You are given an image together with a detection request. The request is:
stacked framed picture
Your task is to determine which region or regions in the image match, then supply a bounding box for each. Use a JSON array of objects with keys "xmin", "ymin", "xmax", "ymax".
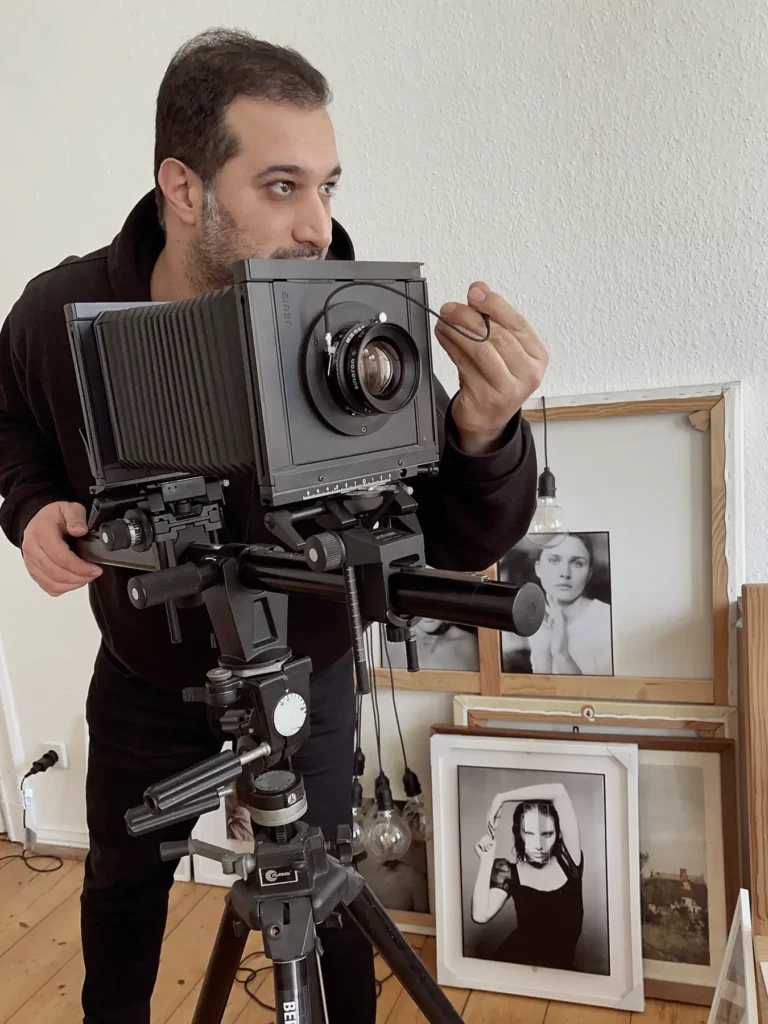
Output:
[{"xmin": 430, "ymin": 722, "xmax": 738, "ymax": 1010}]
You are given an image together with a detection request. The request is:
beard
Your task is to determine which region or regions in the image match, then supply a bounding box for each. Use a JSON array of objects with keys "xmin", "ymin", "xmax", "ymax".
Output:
[{"xmin": 185, "ymin": 187, "xmax": 326, "ymax": 294}]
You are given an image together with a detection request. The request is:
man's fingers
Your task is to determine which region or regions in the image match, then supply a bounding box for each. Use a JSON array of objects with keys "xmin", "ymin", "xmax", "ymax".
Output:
[
  {"xmin": 434, "ymin": 322, "xmax": 513, "ymax": 396},
  {"xmin": 467, "ymin": 282, "xmax": 548, "ymax": 361},
  {"xmin": 26, "ymin": 544, "xmax": 95, "ymax": 587},
  {"xmin": 28, "ymin": 533, "xmax": 100, "ymax": 581},
  {"xmin": 24, "ymin": 559, "xmax": 89, "ymax": 597}
]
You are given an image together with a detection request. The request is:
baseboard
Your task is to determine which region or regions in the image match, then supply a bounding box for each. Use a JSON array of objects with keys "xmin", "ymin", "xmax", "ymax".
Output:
[{"xmin": 28, "ymin": 828, "xmax": 191, "ymax": 881}]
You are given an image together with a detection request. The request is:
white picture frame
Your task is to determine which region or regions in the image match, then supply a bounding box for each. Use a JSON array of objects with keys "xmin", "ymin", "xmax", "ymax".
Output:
[
  {"xmin": 430, "ymin": 730, "xmax": 644, "ymax": 1012},
  {"xmin": 707, "ymin": 889, "xmax": 759, "ymax": 1024}
]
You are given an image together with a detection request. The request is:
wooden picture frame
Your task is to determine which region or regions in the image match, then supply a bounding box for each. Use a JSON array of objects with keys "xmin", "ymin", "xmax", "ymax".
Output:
[
  {"xmin": 452, "ymin": 694, "xmax": 738, "ymax": 739},
  {"xmin": 432, "ymin": 724, "xmax": 739, "ymax": 1006},
  {"xmin": 375, "ymin": 382, "xmax": 743, "ymax": 708}
]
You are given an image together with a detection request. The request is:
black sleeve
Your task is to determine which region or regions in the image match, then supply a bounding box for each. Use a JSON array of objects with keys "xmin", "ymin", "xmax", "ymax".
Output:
[
  {"xmin": 410, "ymin": 377, "xmax": 538, "ymax": 571},
  {"xmin": 0, "ymin": 309, "xmax": 73, "ymax": 548},
  {"xmin": 489, "ymin": 857, "xmax": 514, "ymax": 893}
]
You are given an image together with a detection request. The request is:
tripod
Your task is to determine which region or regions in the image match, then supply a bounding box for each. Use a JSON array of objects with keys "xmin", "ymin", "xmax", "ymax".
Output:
[
  {"xmin": 123, "ymin": 610, "xmax": 464, "ymax": 1024},
  {"xmin": 84, "ymin": 479, "xmax": 543, "ymax": 1023}
]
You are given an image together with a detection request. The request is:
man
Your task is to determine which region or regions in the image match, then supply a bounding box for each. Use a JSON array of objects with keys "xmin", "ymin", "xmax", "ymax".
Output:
[{"xmin": 0, "ymin": 27, "xmax": 548, "ymax": 1024}]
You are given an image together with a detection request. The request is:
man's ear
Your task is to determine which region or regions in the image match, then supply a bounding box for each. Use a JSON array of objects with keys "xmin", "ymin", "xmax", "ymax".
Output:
[{"xmin": 156, "ymin": 158, "xmax": 202, "ymax": 228}]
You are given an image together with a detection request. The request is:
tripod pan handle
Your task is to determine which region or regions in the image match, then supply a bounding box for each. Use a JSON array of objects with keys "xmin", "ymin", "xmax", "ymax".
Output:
[
  {"xmin": 125, "ymin": 790, "xmax": 221, "ymax": 836},
  {"xmin": 127, "ymin": 562, "xmax": 218, "ymax": 610},
  {"xmin": 143, "ymin": 749, "xmax": 243, "ymax": 813}
]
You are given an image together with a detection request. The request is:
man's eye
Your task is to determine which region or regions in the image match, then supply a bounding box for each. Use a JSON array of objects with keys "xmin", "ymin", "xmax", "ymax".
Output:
[
  {"xmin": 320, "ymin": 182, "xmax": 339, "ymax": 197},
  {"xmin": 270, "ymin": 181, "xmax": 294, "ymax": 196}
]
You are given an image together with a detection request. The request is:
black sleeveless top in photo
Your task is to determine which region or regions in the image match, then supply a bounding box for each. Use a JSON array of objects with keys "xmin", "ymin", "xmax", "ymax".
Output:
[{"xmin": 488, "ymin": 854, "xmax": 585, "ymax": 970}]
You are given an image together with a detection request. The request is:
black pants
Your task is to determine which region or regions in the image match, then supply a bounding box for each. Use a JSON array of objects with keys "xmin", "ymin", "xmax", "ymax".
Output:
[{"xmin": 81, "ymin": 643, "xmax": 376, "ymax": 1023}]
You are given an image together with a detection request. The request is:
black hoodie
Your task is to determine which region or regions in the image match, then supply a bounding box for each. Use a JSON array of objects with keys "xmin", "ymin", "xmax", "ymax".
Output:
[{"xmin": 0, "ymin": 191, "xmax": 538, "ymax": 689}]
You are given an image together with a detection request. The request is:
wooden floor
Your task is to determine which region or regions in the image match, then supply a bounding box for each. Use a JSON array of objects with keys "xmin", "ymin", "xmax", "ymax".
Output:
[{"xmin": 0, "ymin": 839, "xmax": 710, "ymax": 1023}]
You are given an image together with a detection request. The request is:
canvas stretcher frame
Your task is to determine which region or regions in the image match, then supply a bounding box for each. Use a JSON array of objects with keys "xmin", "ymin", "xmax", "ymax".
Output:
[{"xmin": 374, "ymin": 381, "xmax": 743, "ymax": 709}]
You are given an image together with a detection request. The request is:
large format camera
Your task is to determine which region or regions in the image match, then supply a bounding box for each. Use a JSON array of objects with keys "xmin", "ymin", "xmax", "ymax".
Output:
[{"xmin": 68, "ymin": 259, "xmax": 441, "ymax": 509}]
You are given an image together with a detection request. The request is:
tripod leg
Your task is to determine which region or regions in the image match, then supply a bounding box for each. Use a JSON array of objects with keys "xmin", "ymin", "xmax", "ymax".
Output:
[
  {"xmin": 192, "ymin": 897, "xmax": 248, "ymax": 1024},
  {"xmin": 346, "ymin": 883, "xmax": 464, "ymax": 1024},
  {"xmin": 273, "ymin": 953, "xmax": 327, "ymax": 1023}
]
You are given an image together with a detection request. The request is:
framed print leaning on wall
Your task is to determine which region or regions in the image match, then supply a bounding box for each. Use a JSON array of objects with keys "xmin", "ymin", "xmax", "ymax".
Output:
[
  {"xmin": 443, "ymin": 720, "xmax": 737, "ymax": 1005},
  {"xmin": 430, "ymin": 730, "xmax": 644, "ymax": 1011}
]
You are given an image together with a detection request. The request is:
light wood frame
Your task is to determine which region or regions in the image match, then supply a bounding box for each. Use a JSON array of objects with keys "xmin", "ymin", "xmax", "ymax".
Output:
[
  {"xmin": 432, "ymin": 723, "xmax": 739, "ymax": 1007},
  {"xmin": 376, "ymin": 382, "xmax": 743, "ymax": 708},
  {"xmin": 452, "ymin": 694, "xmax": 739, "ymax": 738}
]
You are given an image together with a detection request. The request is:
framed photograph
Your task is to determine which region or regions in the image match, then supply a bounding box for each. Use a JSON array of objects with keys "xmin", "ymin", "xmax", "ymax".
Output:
[
  {"xmin": 440, "ymin": 722, "xmax": 737, "ymax": 1005},
  {"xmin": 430, "ymin": 729, "xmax": 644, "ymax": 1011},
  {"xmin": 374, "ymin": 382, "xmax": 744, "ymax": 709},
  {"xmin": 498, "ymin": 532, "xmax": 614, "ymax": 677},
  {"xmin": 707, "ymin": 890, "xmax": 759, "ymax": 1023}
]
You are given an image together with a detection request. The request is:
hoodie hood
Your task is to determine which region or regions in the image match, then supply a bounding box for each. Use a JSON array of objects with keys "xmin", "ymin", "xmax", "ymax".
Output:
[{"xmin": 107, "ymin": 190, "xmax": 355, "ymax": 302}]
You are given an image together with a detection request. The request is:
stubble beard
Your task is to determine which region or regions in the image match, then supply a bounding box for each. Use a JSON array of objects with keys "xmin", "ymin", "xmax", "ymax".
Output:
[{"xmin": 185, "ymin": 187, "xmax": 327, "ymax": 294}]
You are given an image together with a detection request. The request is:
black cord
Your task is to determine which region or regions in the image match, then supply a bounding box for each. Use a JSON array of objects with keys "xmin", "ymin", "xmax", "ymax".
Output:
[
  {"xmin": 0, "ymin": 777, "xmax": 63, "ymax": 874},
  {"xmin": 235, "ymin": 949, "xmax": 393, "ymax": 1013},
  {"xmin": 542, "ymin": 394, "xmax": 549, "ymax": 469},
  {"xmin": 322, "ymin": 282, "xmax": 491, "ymax": 344},
  {"xmin": 381, "ymin": 625, "xmax": 409, "ymax": 771},
  {"xmin": 366, "ymin": 630, "xmax": 384, "ymax": 775}
]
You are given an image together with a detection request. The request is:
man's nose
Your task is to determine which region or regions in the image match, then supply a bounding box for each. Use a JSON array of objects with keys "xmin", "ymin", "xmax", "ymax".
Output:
[{"xmin": 293, "ymin": 194, "xmax": 332, "ymax": 251}]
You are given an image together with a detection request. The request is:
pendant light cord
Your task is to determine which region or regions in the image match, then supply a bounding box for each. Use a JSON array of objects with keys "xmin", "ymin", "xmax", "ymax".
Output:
[{"xmin": 542, "ymin": 395, "xmax": 549, "ymax": 469}]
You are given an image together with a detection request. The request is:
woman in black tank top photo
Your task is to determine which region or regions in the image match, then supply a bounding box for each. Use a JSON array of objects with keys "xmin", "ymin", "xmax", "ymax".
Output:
[{"xmin": 471, "ymin": 783, "xmax": 584, "ymax": 970}]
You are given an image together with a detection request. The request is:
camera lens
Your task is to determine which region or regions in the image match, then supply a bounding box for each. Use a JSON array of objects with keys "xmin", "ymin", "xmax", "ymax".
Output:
[
  {"xmin": 360, "ymin": 341, "xmax": 401, "ymax": 398},
  {"xmin": 328, "ymin": 321, "xmax": 420, "ymax": 416}
]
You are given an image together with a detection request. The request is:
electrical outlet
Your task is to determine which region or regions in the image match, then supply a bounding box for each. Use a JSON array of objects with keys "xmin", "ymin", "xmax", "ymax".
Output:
[
  {"xmin": 22, "ymin": 787, "xmax": 34, "ymax": 809},
  {"xmin": 41, "ymin": 742, "xmax": 69, "ymax": 769}
]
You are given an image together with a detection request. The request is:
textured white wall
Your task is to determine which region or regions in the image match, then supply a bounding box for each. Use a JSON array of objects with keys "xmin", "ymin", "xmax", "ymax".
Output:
[{"xmin": 0, "ymin": 0, "xmax": 766, "ymax": 839}]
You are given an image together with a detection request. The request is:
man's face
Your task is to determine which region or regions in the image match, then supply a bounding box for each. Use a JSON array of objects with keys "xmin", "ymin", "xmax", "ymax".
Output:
[{"xmin": 186, "ymin": 96, "xmax": 341, "ymax": 292}]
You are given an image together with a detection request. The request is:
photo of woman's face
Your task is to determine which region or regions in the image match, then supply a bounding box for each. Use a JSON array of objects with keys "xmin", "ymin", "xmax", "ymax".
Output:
[
  {"xmin": 520, "ymin": 806, "xmax": 557, "ymax": 865},
  {"xmin": 534, "ymin": 535, "xmax": 591, "ymax": 602}
]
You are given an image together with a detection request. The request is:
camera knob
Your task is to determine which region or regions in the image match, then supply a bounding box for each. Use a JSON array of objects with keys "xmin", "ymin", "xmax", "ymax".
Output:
[
  {"xmin": 99, "ymin": 518, "xmax": 133, "ymax": 551},
  {"xmin": 305, "ymin": 532, "xmax": 345, "ymax": 572}
]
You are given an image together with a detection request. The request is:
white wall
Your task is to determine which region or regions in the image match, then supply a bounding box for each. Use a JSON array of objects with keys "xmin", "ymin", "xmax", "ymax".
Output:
[{"xmin": 0, "ymin": 0, "xmax": 766, "ymax": 842}]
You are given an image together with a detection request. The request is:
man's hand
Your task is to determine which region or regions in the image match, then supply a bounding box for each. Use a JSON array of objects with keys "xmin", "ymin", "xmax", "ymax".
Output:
[
  {"xmin": 22, "ymin": 501, "xmax": 102, "ymax": 597},
  {"xmin": 435, "ymin": 282, "xmax": 549, "ymax": 455}
]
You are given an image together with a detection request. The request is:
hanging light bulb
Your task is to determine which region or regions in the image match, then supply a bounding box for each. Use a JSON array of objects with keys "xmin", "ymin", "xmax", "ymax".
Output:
[
  {"xmin": 364, "ymin": 773, "xmax": 411, "ymax": 862},
  {"xmin": 401, "ymin": 769, "xmax": 429, "ymax": 843},
  {"xmin": 528, "ymin": 395, "xmax": 567, "ymax": 548},
  {"xmin": 351, "ymin": 778, "xmax": 367, "ymax": 856}
]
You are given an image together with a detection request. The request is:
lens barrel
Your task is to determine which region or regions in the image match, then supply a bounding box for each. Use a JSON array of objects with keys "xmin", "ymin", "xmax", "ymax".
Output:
[{"xmin": 327, "ymin": 321, "xmax": 421, "ymax": 416}]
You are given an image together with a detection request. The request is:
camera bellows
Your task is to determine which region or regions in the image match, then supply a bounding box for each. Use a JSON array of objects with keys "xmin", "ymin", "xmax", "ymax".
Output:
[{"xmin": 95, "ymin": 290, "xmax": 257, "ymax": 477}]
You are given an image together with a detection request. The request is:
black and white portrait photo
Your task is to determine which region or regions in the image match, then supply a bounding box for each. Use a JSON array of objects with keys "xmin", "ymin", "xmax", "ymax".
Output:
[
  {"xmin": 382, "ymin": 619, "xmax": 480, "ymax": 672},
  {"xmin": 457, "ymin": 765, "xmax": 610, "ymax": 976},
  {"xmin": 498, "ymin": 532, "xmax": 614, "ymax": 676}
]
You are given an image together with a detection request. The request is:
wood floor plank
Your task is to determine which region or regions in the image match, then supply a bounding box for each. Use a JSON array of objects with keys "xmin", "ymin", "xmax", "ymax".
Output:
[
  {"xmin": 544, "ymin": 1002, "xmax": 631, "ymax": 1023},
  {"xmin": 0, "ymin": 863, "xmax": 716, "ymax": 1024},
  {"xmin": 0, "ymin": 885, "xmax": 82, "ymax": 1023},
  {"xmin": 630, "ymin": 999, "xmax": 710, "ymax": 1023},
  {"xmin": 151, "ymin": 887, "xmax": 263, "ymax": 1023},
  {"xmin": 0, "ymin": 857, "xmax": 81, "ymax": 959},
  {"xmin": 3, "ymin": 870, "xmax": 208, "ymax": 1024},
  {"xmin": 463, "ymin": 989, "xmax": 549, "ymax": 1023},
  {"xmin": 385, "ymin": 937, "xmax": 470, "ymax": 1021}
]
